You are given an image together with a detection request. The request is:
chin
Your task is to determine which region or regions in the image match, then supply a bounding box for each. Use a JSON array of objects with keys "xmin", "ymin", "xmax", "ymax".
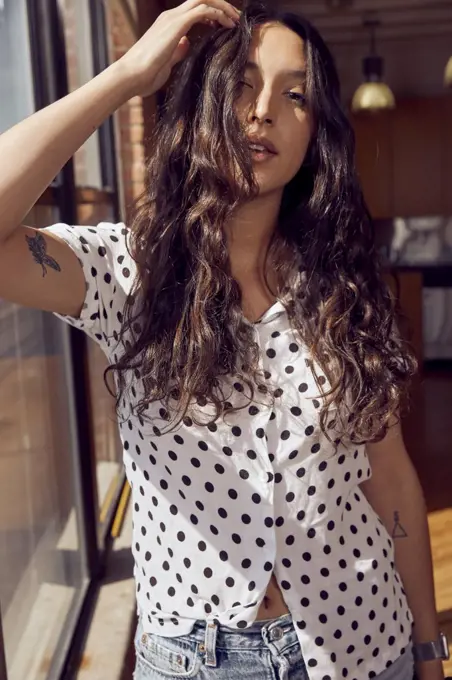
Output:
[
  {"xmin": 254, "ymin": 174, "xmax": 286, "ymax": 197},
  {"xmin": 253, "ymin": 165, "xmax": 294, "ymax": 194}
]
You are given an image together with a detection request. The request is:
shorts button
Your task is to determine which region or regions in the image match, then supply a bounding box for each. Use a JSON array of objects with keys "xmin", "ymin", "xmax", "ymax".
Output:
[
  {"xmin": 272, "ymin": 626, "xmax": 283, "ymax": 640},
  {"xmin": 141, "ymin": 633, "xmax": 147, "ymax": 643}
]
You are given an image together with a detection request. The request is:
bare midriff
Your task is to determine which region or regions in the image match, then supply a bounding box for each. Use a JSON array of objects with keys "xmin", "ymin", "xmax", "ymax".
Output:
[{"xmin": 255, "ymin": 572, "xmax": 290, "ymax": 620}]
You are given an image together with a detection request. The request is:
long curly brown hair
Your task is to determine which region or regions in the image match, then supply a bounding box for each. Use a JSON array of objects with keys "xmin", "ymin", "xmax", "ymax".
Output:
[{"xmin": 106, "ymin": 1, "xmax": 418, "ymax": 445}]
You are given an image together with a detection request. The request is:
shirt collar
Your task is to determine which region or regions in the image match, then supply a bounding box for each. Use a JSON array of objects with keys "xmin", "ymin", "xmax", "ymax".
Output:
[{"xmin": 253, "ymin": 299, "xmax": 287, "ymax": 325}]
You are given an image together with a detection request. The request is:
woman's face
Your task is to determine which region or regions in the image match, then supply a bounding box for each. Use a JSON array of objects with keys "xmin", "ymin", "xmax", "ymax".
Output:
[{"xmin": 235, "ymin": 22, "xmax": 312, "ymax": 197}]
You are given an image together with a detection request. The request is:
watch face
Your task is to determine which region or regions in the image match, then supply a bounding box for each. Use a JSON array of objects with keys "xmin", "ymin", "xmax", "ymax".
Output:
[{"xmin": 440, "ymin": 633, "xmax": 450, "ymax": 660}]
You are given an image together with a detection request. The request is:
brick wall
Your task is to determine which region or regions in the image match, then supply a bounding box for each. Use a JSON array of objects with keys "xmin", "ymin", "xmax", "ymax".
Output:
[
  {"xmin": 59, "ymin": 0, "xmax": 145, "ymax": 222},
  {"xmin": 59, "ymin": 0, "xmax": 89, "ymax": 187},
  {"xmin": 106, "ymin": 1, "xmax": 145, "ymax": 223}
]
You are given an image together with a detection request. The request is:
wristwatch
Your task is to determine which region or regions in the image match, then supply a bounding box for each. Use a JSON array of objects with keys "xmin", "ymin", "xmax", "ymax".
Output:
[{"xmin": 413, "ymin": 632, "xmax": 450, "ymax": 662}]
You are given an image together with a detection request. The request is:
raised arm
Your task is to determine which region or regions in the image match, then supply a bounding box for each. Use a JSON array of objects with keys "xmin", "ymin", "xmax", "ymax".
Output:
[
  {"xmin": 0, "ymin": 0, "xmax": 240, "ymax": 317},
  {"xmin": 0, "ymin": 62, "xmax": 136, "ymax": 316}
]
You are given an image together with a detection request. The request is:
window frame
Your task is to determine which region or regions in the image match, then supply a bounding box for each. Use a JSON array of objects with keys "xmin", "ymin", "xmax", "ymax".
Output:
[
  {"xmin": 89, "ymin": 0, "xmax": 121, "ymax": 210},
  {"xmin": 0, "ymin": 2, "xmax": 109, "ymax": 679},
  {"xmin": 0, "ymin": 1, "xmax": 125, "ymax": 676},
  {"xmin": 0, "ymin": 612, "xmax": 6, "ymax": 680}
]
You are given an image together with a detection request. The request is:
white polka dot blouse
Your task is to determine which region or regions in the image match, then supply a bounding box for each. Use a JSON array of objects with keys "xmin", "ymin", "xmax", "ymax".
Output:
[{"xmin": 44, "ymin": 222, "xmax": 414, "ymax": 680}]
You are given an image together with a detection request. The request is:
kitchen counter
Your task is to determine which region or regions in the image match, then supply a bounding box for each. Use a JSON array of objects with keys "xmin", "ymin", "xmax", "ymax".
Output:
[{"xmin": 386, "ymin": 264, "xmax": 452, "ymax": 287}]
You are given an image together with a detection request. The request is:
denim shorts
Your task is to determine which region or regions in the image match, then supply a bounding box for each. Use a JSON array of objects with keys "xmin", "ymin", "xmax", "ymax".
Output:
[{"xmin": 133, "ymin": 612, "xmax": 414, "ymax": 680}]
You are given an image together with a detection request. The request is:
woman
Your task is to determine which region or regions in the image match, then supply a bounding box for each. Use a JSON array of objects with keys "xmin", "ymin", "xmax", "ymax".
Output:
[{"xmin": 0, "ymin": 1, "xmax": 446, "ymax": 679}]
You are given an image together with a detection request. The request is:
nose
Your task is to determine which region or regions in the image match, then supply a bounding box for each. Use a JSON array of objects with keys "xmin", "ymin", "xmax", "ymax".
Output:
[{"xmin": 247, "ymin": 88, "xmax": 274, "ymax": 125}]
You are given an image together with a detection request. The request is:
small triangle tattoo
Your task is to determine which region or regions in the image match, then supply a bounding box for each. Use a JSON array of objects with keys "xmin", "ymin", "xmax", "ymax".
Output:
[{"xmin": 392, "ymin": 511, "xmax": 408, "ymax": 538}]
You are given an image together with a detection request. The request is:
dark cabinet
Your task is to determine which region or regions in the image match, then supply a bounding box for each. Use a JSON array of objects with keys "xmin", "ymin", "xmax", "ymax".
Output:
[
  {"xmin": 353, "ymin": 109, "xmax": 394, "ymax": 218},
  {"xmin": 352, "ymin": 95, "xmax": 452, "ymax": 218}
]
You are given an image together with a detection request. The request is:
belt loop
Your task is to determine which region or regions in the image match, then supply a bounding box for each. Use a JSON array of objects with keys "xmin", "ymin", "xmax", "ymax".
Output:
[{"xmin": 204, "ymin": 621, "xmax": 218, "ymax": 667}]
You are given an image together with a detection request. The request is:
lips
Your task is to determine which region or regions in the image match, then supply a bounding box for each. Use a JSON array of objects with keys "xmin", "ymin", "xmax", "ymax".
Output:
[{"xmin": 247, "ymin": 135, "xmax": 278, "ymax": 155}]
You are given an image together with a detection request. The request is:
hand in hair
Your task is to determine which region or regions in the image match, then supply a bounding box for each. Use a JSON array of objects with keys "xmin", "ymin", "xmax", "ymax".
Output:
[{"xmin": 119, "ymin": 0, "xmax": 241, "ymax": 97}]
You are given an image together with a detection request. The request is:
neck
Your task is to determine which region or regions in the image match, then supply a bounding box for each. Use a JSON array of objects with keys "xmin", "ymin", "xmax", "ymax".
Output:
[{"xmin": 226, "ymin": 190, "xmax": 283, "ymax": 281}]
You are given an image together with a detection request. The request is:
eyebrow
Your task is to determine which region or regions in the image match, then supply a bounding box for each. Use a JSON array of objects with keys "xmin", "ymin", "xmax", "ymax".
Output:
[{"xmin": 245, "ymin": 60, "xmax": 306, "ymax": 81}]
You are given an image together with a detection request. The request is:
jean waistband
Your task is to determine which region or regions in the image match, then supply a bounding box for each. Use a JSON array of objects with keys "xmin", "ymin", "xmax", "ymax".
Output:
[
  {"xmin": 187, "ymin": 612, "xmax": 294, "ymax": 644},
  {"xmin": 192, "ymin": 613, "xmax": 296, "ymax": 668}
]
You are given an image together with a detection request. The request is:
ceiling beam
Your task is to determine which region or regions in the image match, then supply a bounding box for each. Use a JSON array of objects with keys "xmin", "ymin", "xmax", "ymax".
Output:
[
  {"xmin": 287, "ymin": 0, "xmax": 452, "ymax": 18},
  {"xmin": 311, "ymin": 7, "xmax": 452, "ymax": 30},
  {"xmin": 324, "ymin": 22, "xmax": 452, "ymax": 43}
]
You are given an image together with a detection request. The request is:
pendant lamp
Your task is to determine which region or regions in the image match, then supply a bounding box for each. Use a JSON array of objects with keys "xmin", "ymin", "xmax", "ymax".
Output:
[
  {"xmin": 445, "ymin": 56, "xmax": 452, "ymax": 88},
  {"xmin": 351, "ymin": 19, "xmax": 395, "ymax": 113}
]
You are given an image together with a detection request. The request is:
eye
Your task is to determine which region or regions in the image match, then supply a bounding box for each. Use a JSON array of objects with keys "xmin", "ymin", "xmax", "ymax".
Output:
[
  {"xmin": 239, "ymin": 80, "xmax": 253, "ymax": 89},
  {"xmin": 287, "ymin": 91, "xmax": 307, "ymax": 107}
]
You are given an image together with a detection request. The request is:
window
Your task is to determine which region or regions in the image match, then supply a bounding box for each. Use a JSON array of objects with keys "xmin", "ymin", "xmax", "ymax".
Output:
[
  {"xmin": 0, "ymin": 2, "xmax": 106, "ymax": 677},
  {"xmin": 0, "ymin": 0, "xmax": 35, "ymax": 134},
  {"xmin": 0, "ymin": 206, "xmax": 88, "ymax": 680},
  {"xmin": 60, "ymin": 0, "xmax": 103, "ymax": 188}
]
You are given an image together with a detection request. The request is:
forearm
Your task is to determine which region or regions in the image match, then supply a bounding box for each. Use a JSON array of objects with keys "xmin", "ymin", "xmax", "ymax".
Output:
[
  {"xmin": 384, "ymin": 471, "xmax": 438, "ymax": 641},
  {"xmin": 361, "ymin": 461, "xmax": 443, "ymax": 679},
  {"xmin": 0, "ymin": 60, "xmax": 133, "ymax": 241}
]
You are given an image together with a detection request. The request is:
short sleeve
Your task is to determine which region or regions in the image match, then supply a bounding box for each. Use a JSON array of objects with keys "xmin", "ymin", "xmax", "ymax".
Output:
[{"xmin": 42, "ymin": 222, "xmax": 135, "ymax": 351}]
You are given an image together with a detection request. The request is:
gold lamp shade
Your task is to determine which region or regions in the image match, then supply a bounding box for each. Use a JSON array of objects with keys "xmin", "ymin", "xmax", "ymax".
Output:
[
  {"xmin": 445, "ymin": 56, "xmax": 452, "ymax": 88},
  {"xmin": 351, "ymin": 23, "xmax": 396, "ymax": 113},
  {"xmin": 352, "ymin": 81, "xmax": 396, "ymax": 112}
]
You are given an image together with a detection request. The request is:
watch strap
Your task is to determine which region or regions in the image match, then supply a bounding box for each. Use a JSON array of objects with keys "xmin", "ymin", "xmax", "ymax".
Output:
[{"xmin": 413, "ymin": 633, "xmax": 450, "ymax": 662}]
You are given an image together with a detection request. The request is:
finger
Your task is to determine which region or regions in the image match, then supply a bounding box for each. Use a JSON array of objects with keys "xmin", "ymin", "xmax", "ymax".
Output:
[
  {"xmin": 194, "ymin": 5, "xmax": 237, "ymax": 28},
  {"xmin": 170, "ymin": 36, "xmax": 191, "ymax": 66},
  {"xmin": 211, "ymin": 0, "xmax": 241, "ymax": 21},
  {"xmin": 200, "ymin": 15, "xmax": 230, "ymax": 29},
  {"xmin": 216, "ymin": 0, "xmax": 241, "ymax": 20},
  {"xmin": 185, "ymin": 0, "xmax": 241, "ymax": 24}
]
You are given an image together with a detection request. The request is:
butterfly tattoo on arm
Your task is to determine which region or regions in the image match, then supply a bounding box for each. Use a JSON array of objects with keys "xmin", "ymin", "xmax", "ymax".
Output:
[{"xmin": 25, "ymin": 232, "xmax": 62, "ymax": 277}]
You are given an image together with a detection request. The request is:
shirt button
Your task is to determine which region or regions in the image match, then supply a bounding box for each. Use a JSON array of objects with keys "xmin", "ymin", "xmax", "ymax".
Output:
[
  {"xmin": 271, "ymin": 626, "xmax": 283, "ymax": 640},
  {"xmin": 141, "ymin": 633, "xmax": 148, "ymax": 644}
]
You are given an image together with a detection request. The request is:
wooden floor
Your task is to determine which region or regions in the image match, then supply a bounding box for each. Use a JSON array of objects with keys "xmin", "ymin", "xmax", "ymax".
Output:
[{"xmin": 121, "ymin": 368, "xmax": 452, "ymax": 677}]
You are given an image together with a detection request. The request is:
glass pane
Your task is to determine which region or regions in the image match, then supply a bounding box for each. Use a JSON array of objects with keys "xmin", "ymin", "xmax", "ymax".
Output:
[
  {"xmin": 0, "ymin": 0, "xmax": 35, "ymax": 134},
  {"xmin": 0, "ymin": 207, "xmax": 87, "ymax": 680},
  {"xmin": 60, "ymin": 0, "xmax": 102, "ymax": 189},
  {"xmin": 89, "ymin": 341, "xmax": 123, "ymax": 533},
  {"xmin": 78, "ymin": 202, "xmax": 123, "ymax": 536}
]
